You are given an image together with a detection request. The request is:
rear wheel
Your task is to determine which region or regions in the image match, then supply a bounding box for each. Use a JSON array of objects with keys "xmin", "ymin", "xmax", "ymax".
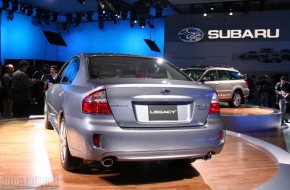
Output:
[
  {"xmin": 229, "ymin": 91, "xmax": 242, "ymax": 108},
  {"xmin": 44, "ymin": 102, "xmax": 53, "ymax": 129},
  {"xmin": 59, "ymin": 116, "xmax": 82, "ymax": 171}
]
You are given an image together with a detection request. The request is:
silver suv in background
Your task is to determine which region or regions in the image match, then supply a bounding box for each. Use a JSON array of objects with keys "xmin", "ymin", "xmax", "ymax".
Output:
[{"xmin": 182, "ymin": 66, "xmax": 249, "ymax": 108}]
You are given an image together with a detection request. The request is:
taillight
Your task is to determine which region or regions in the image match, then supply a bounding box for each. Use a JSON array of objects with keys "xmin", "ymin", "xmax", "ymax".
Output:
[
  {"xmin": 244, "ymin": 79, "xmax": 249, "ymax": 87},
  {"xmin": 209, "ymin": 90, "xmax": 220, "ymax": 114},
  {"xmin": 82, "ymin": 89, "xmax": 112, "ymax": 114}
]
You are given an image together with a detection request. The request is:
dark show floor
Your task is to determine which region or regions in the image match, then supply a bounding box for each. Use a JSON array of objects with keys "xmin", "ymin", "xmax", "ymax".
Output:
[{"xmin": 242, "ymin": 126, "xmax": 288, "ymax": 151}]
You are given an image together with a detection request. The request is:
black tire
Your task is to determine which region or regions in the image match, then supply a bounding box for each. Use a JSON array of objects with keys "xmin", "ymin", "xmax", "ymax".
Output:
[
  {"xmin": 59, "ymin": 116, "xmax": 82, "ymax": 171},
  {"xmin": 44, "ymin": 102, "xmax": 53, "ymax": 129},
  {"xmin": 229, "ymin": 91, "xmax": 242, "ymax": 108}
]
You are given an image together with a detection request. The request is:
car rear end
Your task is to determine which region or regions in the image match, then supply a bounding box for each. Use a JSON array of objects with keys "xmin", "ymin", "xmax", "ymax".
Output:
[{"xmin": 65, "ymin": 55, "xmax": 225, "ymax": 166}]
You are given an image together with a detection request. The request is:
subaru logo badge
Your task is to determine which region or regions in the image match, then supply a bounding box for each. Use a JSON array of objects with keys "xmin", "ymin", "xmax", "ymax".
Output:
[
  {"xmin": 178, "ymin": 27, "xmax": 204, "ymax": 42},
  {"xmin": 161, "ymin": 89, "xmax": 170, "ymax": 95}
]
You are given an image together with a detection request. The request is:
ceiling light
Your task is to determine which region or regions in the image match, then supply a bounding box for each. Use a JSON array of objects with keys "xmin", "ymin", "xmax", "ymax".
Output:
[
  {"xmin": 203, "ymin": 12, "xmax": 207, "ymax": 17},
  {"xmin": 77, "ymin": 0, "xmax": 85, "ymax": 5}
]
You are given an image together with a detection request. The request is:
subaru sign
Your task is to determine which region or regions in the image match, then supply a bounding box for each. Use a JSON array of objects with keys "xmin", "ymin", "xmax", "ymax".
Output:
[{"xmin": 178, "ymin": 27, "xmax": 204, "ymax": 42}]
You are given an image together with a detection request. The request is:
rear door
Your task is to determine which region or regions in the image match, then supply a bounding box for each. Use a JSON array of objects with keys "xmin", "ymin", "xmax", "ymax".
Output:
[{"xmin": 216, "ymin": 70, "xmax": 233, "ymax": 99}]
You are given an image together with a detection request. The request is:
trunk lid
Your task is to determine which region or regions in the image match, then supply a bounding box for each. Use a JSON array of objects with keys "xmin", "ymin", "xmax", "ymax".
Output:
[{"xmin": 101, "ymin": 79, "xmax": 214, "ymax": 128}]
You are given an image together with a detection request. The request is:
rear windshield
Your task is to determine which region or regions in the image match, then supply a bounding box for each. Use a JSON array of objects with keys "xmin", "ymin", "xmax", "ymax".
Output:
[
  {"xmin": 227, "ymin": 71, "xmax": 244, "ymax": 80},
  {"xmin": 183, "ymin": 69, "xmax": 205, "ymax": 81},
  {"xmin": 88, "ymin": 56, "xmax": 191, "ymax": 81}
]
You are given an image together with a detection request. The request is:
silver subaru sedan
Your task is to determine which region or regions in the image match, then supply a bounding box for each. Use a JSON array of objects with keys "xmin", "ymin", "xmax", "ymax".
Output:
[{"xmin": 44, "ymin": 53, "xmax": 225, "ymax": 171}]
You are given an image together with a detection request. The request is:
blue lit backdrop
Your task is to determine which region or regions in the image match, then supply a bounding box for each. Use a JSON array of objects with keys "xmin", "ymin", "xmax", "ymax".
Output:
[{"xmin": 0, "ymin": 10, "xmax": 165, "ymax": 63}]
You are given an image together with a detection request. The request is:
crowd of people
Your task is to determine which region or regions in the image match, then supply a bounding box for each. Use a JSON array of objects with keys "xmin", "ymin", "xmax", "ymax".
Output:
[
  {"xmin": 0, "ymin": 60, "xmax": 58, "ymax": 118},
  {"xmin": 246, "ymin": 74, "xmax": 290, "ymax": 123}
]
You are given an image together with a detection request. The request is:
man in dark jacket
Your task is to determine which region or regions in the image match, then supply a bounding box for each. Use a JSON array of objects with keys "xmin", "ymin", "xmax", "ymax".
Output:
[
  {"xmin": 1, "ymin": 64, "xmax": 14, "ymax": 117},
  {"xmin": 275, "ymin": 76, "xmax": 290, "ymax": 123},
  {"xmin": 10, "ymin": 60, "xmax": 36, "ymax": 118}
]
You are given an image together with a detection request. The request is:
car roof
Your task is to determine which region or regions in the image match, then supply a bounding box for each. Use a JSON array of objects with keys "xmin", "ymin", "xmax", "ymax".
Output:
[{"xmin": 183, "ymin": 66, "xmax": 237, "ymax": 71}]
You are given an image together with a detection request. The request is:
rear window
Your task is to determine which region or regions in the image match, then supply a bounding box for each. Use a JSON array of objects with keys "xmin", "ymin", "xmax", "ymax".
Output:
[
  {"xmin": 88, "ymin": 56, "xmax": 191, "ymax": 81},
  {"xmin": 227, "ymin": 71, "xmax": 244, "ymax": 80},
  {"xmin": 183, "ymin": 69, "xmax": 205, "ymax": 81}
]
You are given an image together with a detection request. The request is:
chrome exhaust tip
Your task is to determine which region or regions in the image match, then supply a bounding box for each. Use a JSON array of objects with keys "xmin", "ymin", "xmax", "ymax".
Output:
[
  {"xmin": 203, "ymin": 152, "xmax": 212, "ymax": 161},
  {"xmin": 101, "ymin": 157, "xmax": 115, "ymax": 168}
]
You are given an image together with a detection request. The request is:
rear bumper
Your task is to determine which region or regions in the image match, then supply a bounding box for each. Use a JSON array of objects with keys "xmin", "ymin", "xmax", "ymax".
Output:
[
  {"xmin": 98, "ymin": 145, "xmax": 224, "ymax": 161},
  {"xmin": 65, "ymin": 114, "xmax": 225, "ymax": 162}
]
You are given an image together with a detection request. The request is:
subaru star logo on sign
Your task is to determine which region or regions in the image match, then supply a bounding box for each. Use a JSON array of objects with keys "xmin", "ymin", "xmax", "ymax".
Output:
[{"xmin": 178, "ymin": 27, "xmax": 204, "ymax": 42}]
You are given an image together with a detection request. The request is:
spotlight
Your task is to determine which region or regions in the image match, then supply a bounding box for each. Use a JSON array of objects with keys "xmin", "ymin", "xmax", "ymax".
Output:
[
  {"xmin": 74, "ymin": 13, "xmax": 83, "ymax": 27},
  {"xmin": 35, "ymin": 8, "xmax": 45, "ymax": 24},
  {"xmin": 26, "ymin": 5, "xmax": 33, "ymax": 16},
  {"xmin": 62, "ymin": 23, "xmax": 68, "ymax": 31},
  {"xmin": 229, "ymin": 9, "xmax": 233, "ymax": 16},
  {"xmin": 121, "ymin": 10, "xmax": 128, "ymax": 19},
  {"xmin": 52, "ymin": 12, "xmax": 58, "ymax": 22},
  {"xmin": 155, "ymin": 7, "xmax": 162, "ymax": 18},
  {"xmin": 147, "ymin": 17, "xmax": 154, "ymax": 28},
  {"xmin": 98, "ymin": 14, "xmax": 104, "ymax": 29},
  {"xmin": 36, "ymin": 8, "xmax": 43, "ymax": 19},
  {"xmin": 129, "ymin": 12, "xmax": 137, "ymax": 28},
  {"xmin": 99, "ymin": 20, "xmax": 104, "ymax": 30},
  {"xmin": 43, "ymin": 11, "xmax": 51, "ymax": 25},
  {"xmin": 11, "ymin": 0, "xmax": 18, "ymax": 12},
  {"xmin": 7, "ymin": 10, "xmax": 14, "ymax": 21},
  {"xmin": 77, "ymin": 0, "xmax": 85, "ymax": 4},
  {"xmin": 86, "ymin": 12, "xmax": 94, "ymax": 22},
  {"xmin": 66, "ymin": 14, "xmax": 73, "ymax": 25},
  {"xmin": 203, "ymin": 12, "xmax": 207, "ymax": 17},
  {"xmin": 104, "ymin": 14, "xmax": 110, "ymax": 20},
  {"xmin": 147, "ymin": 20, "xmax": 154, "ymax": 28},
  {"xmin": 139, "ymin": 17, "xmax": 146, "ymax": 28},
  {"xmin": 2, "ymin": 0, "xmax": 9, "ymax": 9},
  {"xmin": 20, "ymin": 3, "xmax": 26, "ymax": 13},
  {"xmin": 129, "ymin": 20, "xmax": 134, "ymax": 28}
]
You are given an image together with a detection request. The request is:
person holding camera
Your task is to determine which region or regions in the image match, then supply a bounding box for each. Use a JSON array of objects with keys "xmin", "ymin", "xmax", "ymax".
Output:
[{"xmin": 275, "ymin": 76, "xmax": 290, "ymax": 123}]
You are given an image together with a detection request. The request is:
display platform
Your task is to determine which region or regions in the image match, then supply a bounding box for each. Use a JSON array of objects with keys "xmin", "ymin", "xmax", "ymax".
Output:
[
  {"xmin": 0, "ymin": 118, "xmax": 286, "ymax": 189},
  {"xmin": 220, "ymin": 105, "xmax": 281, "ymax": 132}
]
